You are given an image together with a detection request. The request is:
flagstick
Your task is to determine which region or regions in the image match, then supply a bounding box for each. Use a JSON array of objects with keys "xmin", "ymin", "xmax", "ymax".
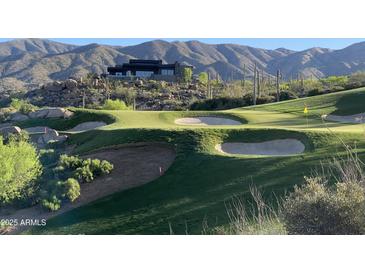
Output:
[{"xmin": 306, "ymin": 113, "xmax": 308, "ymax": 128}]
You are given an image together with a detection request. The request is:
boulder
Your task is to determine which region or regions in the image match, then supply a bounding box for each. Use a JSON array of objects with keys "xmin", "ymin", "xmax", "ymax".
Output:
[
  {"xmin": 135, "ymin": 80, "xmax": 144, "ymax": 87},
  {"xmin": 10, "ymin": 112, "xmax": 29, "ymax": 121},
  {"xmin": 37, "ymin": 129, "xmax": 67, "ymax": 145},
  {"xmin": 0, "ymin": 126, "xmax": 22, "ymax": 138},
  {"xmin": 28, "ymin": 109, "xmax": 49, "ymax": 119},
  {"xmin": 46, "ymin": 81, "xmax": 65, "ymax": 92},
  {"xmin": 46, "ymin": 108, "xmax": 73, "ymax": 118},
  {"xmin": 65, "ymin": 79, "xmax": 78, "ymax": 90},
  {"xmin": 28, "ymin": 108, "xmax": 73, "ymax": 119}
]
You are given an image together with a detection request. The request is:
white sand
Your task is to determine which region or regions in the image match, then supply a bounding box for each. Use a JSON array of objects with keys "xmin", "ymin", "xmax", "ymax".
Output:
[
  {"xmin": 67, "ymin": 121, "xmax": 107, "ymax": 132},
  {"xmin": 324, "ymin": 113, "xmax": 365, "ymax": 124},
  {"xmin": 175, "ymin": 116, "xmax": 242, "ymax": 126},
  {"xmin": 216, "ymin": 138, "xmax": 305, "ymax": 156},
  {"xmin": 24, "ymin": 126, "xmax": 53, "ymax": 134}
]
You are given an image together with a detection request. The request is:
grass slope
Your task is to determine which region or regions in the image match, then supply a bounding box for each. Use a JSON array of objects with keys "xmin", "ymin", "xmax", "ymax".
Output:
[{"xmin": 29, "ymin": 87, "xmax": 365, "ymax": 234}]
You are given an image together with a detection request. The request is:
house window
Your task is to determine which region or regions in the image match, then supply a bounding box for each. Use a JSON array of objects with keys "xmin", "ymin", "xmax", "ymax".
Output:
[
  {"xmin": 116, "ymin": 72, "xmax": 123, "ymax": 76},
  {"xmin": 136, "ymin": 71, "xmax": 154, "ymax": 77},
  {"xmin": 161, "ymin": 69, "xmax": 174, "ymax": 76}
]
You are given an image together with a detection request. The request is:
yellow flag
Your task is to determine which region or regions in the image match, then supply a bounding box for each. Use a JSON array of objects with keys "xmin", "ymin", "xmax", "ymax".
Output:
[{"xmin": 304, "ymin": 106, "xmax": 308, "ymax": 114}]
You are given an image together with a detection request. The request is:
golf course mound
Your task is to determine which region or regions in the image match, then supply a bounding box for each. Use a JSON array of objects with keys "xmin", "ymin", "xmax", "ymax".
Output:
[
  {"xmin": 324, "ymin": 113, "xmax": 365, "ymax": 123},
  {"xmin": 175, "ymin": 116, "xmax": 242, "ymax": 126},
  {"xmin": 215, "ymin": 138, "xmax": 305, "ymax": 156},
  {"xmin": 67, "ymin": 121, "xmax": 107, "ymax": 132}
]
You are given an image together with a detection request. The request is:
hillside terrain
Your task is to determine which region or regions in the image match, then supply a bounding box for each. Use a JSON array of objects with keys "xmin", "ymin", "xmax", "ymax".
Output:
[{"xmin": 2, "ymin": 39, "xmax": 365, "ymax": 92}]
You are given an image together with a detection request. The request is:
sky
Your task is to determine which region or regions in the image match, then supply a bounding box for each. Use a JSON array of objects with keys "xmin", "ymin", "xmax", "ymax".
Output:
[{"xmin": 0, "ymin": 38, "xmax": 364, "ymax": 51}]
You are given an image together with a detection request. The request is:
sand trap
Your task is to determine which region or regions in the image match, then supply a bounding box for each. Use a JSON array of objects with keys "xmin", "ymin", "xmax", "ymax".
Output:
[
  {"xmin": 175, "ymin": 116, "xmax": 242, "ymax": 126},
  {"xmin": 216, "ymin": 138, "xmax": 305, "ymax": 156},
  {"xmin": 324, "ymin": 113, "xmax": 365, "ymax": 124},
  {"xmin": 67, "ymin": 121, "xmax": 107, "ymax": 132},
  {"xmin": 0, "ymin": 143, "xmax": 175, "ymax": 234},
  {"xmin": 24, "ymin": 126, "xmax": 53, "ymax": 134}
]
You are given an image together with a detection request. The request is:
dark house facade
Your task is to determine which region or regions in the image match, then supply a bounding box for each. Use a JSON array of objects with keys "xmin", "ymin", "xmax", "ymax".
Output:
[{"xmin": 106, "ymin": 59, "xmax": 193, "ymax": 82}]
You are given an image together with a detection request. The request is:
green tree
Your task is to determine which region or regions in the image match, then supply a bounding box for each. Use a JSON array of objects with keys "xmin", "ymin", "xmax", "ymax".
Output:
[
  {"xmin": 102, "ymin": 99, "xmax": 130, "ymax": 110},
  {"xmin": 0, "ymin": 137, "xmax": 42, "ymax": 204},
  {"xmin": 182, "ymin": 67, "xmax": 193, "ymax": 83},
  {"xmin": 198, "ymin": 72, "xmax": 208, "ymax": 86}
]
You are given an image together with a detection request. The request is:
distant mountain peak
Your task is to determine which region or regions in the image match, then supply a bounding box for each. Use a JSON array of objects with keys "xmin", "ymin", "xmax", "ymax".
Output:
[{"xmin": 1, "ymin": 38, "xmax": 365, "ymax": 89}]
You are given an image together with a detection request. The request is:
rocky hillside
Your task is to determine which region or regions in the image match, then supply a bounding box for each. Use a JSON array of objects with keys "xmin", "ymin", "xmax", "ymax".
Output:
[{"xmin": 2, "ymin": 39, "xmax": 365, "ymax": 91}]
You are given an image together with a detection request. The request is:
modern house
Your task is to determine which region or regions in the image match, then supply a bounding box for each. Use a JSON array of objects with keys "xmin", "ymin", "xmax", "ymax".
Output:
[{"xmin": 106, "ymin": 59, "xmax": 193, "ymax": 82}]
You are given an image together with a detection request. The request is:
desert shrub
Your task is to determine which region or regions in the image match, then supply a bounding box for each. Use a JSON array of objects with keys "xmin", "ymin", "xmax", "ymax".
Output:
[
  {"xmin": 307, "ymin": 88, "xmax": 323, "ymax": 97},
  {"xmin": 281, "ymin": 177, "xmax": 365, "ymax": 235},
  {"xmin": 0, "ymin": 107, "xmax": 15, "ymax": 122},
  {"xmin": 275, "ymin": 90, "xmax": 298, "ymax": 101},
  {"xmin": 345, "ymin": 71, "xmax": 365, "ymax": 89},
  {"xmin": 10, "ymin": 98, "xmax": 36, "ymax": 114},
  {"xmin": 102, "ymin": 99, "xmax": 129, "ymax": 110},
  {"xmin": 99, "ymin": 160, "xmax": 114, "ymax": 175},
  {"xmin": 39, "ymin": 177, "xmax": 80, "ymax": 211},
  {"xmin": 88, "ymin": 159, "xmax": 112, "ymax": 176},
  {"xmin": 0, "ymin": 137, "xmax": 42, "ymax": 205},
  {"xmin": 256, "ymin": 95, "xmax": 275, "ymax": 105},
  {"xmin": 58, "ymin": 154, "xmax": 82, "ymax": 169},
  {"xmin": 198, "ymin": 72, "xmax": 208, "ymax": 86},
  {"xmin": 74, "ymin": 165, "xmax": 94, "ymax": 183},
  {"xmin": 41, "ymin": 195, "xmax": 61, "ymax": 211},
  {"xmin": 190, "ymin": 97, "xmax": 248, "ymax": 110},
  {"xmin": 57, "ymin": 154, "xmax": 113, "ymax": 183},
  {"xmin": 63, "ymin": 178, "xmax": 80, "ymax": 202},
  {"xmin": 112, "ymin": 86, "xmax": 137, "ymax": 106},
  {"xmin": 161, "ymin": 99, "xmax": 186, "ymax": 110},
  {"xmin": 4, "ymin": 130, "xmax": 30, "ymax": 144},
  {"xmin": 39, "ymin": 149, "xmax": 57, "ymax": 165}
]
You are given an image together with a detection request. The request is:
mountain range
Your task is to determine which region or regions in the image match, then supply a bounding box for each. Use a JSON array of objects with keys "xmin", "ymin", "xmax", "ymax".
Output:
[{"xmin": 1, "ymin": 38, "xmax": 365, "ymax": 90}]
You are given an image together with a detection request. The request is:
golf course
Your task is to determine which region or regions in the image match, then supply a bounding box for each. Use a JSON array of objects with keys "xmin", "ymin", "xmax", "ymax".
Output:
[{"xmin": 12, "ymin": 87, "xmax": 365, "ymax": 234}]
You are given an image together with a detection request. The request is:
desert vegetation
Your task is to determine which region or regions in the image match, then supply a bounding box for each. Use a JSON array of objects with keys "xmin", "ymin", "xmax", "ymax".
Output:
[
  {"xmin": 0, "ymin": 133, "xmax": 42, "ymax": 205},
  {"xmin": 0, "ymin": 128, "xmax": 114, "ymax": 213},
  {"xmin": 4, "ymin": 66, "xmax": 365, "ymax": 112},
  {"xmin": 215, "ymin": 147, "xmax": 365, "ymax": 235}
]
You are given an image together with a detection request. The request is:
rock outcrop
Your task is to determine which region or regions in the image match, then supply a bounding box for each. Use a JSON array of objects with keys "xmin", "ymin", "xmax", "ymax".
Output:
[
  {"xmin": 0, "ymin": 126, "xmax": 22, "ymax": 138},
  {"xmin": 29, "ymin": 107, "xmax": 73, "ymax": 119},
  {"xmin": 36, "ymin": 128, "xmax": 68, "ymax": 146},
  {"xmin": 10, "ymin": 112, "xmax": 29, "ymax": 121},
  {"xmin": 9, "ymin": 107, "xmax": 73, "ymax": 122}
]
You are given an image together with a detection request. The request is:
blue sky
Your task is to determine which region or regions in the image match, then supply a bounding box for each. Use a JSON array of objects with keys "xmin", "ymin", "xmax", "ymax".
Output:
[{"xmin": 0, "ymin": 38, "xmax": 364, "ymax": 51}]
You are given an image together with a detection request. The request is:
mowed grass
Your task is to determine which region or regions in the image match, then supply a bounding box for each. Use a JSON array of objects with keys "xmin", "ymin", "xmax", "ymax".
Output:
[{"xmin": 28, "ymin": 87, "xmax": 365, "ymax": 234}]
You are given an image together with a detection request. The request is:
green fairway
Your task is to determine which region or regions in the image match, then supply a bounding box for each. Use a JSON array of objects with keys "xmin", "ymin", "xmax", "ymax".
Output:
[{"xmin": 29, "ymin": 87, "xmax": 365, "ymax": 234}]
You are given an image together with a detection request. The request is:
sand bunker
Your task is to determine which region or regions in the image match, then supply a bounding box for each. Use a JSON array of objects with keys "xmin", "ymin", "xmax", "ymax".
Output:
[
  {"xmin": 67, "ymin": 121, "xmax": 107, "ymax": 132},
  {"xmin": 24, "ymin": 126, "xmax": 53, "ymax": 134},
  {"xmin": 324, "ymin": 113, "xmax": 365, "ymax": 124},
  {"xmin": 216, "ymin": 138, "xmax": 305, "ymax": 156},
  {"xmin": 175, "ymin": 116, "xmax": 242, "ymax": 126},
  {"xmin": 0, "ymin": 143, "xmax": 175, "ymax": 234}
]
